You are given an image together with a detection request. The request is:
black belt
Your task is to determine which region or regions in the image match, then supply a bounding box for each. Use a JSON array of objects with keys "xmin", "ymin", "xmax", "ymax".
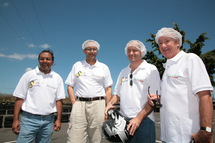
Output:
[
  {"xmin": 76, "ymin": 96, "xmax": 105, "ymax": 101},
  {"xmin": 23, "ymin": 111, "xmax": 54, "ymax": 116}
]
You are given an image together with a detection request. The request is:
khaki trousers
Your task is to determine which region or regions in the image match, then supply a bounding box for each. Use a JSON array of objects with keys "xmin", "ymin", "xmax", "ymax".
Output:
[{"xmin": 67, "ymin": 100, "xmax": 105, "ymax": 143}]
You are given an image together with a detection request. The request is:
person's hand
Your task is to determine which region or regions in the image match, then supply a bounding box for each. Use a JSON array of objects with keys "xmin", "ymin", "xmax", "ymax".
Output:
[
  {"xmin": 104, "ymin": 103, "xmax": 115, "ymax": 116},
  {"xmin": 12, "ymin": 120, "xmax": 20, "ymax": 135},
  {"xmin": 71, "ymin": 100, "xmax": 76, "ymax": 106},
  {"xmin": 192, "ymin": 130, "xmax": 213, "ymax": 143},
  {"xmin": 127, "ymin": 117, "xmax": 141, "ymax": 136},
  {"xmin": 104, "ymin": 114, "xmax": 109, "ymax": 121},
  {"xmin": 147, "ymin": 93, "xmax": 158, "ymax": 107},
  {"xmin": 54, "ymin": 119, "xmax": 61, "ymax": 131}
]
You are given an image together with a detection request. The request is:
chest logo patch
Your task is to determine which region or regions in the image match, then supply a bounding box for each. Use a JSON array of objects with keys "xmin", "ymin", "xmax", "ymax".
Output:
[
  {"xmin": 76, "ymin": 71, "xmax": 82, "ymax": 77},
  {"xmin": 168, "ymin": 75, "xmax": 181, "ymax": 79},
  {"xmin": 29, "ymin": 80, "xmax": 34, "ymax": 88}
]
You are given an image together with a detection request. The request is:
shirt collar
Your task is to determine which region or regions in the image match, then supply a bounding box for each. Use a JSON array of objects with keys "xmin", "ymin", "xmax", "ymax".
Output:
[
  {"xmin": 164, "ymin": 51, "xmax": 186, "ymax": 67},
  {"xmin": 128, "ymin": 60, "xmax": 147, "ymax": 72},
  {"xmin": 35, "ymin": 66, "xmax": 53, "ymax": 76},
  {"xmin": 83, "ymin": 60, "xmax": 99, "ymax": 67}
]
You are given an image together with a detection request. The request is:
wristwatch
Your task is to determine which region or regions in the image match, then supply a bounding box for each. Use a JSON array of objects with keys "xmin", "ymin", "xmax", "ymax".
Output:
[{"xmin": 201, "ymin": 127, "xmax": 213, "ymax": 132}]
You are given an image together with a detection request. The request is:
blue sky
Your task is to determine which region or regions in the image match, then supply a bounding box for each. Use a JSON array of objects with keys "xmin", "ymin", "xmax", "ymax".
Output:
[{"xmin": 0, "ymin": 0, "xmax": 214, "ymax": 98}]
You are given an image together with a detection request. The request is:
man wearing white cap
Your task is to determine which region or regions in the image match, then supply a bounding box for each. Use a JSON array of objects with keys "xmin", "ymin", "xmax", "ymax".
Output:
[
  {"xmin": 105, "ymin": 40, "xmax": 161, "ymax": 143},
  {"xmin": 66, "ymin": 40, "xmax": 113, "ymax": 143},
  {"xmin": 148, "ymin": 27, "xmax": 213, "ymax": 143}
]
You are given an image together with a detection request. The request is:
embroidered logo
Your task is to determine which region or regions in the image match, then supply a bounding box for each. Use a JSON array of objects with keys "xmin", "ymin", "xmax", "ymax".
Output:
[
  {"xmin": 29, "ymin": 80, "xmax": 34, "ymax": 88},
  {"xmin": 76, "ymin": 71, "xmax": 82, "ymax": 77},
  {"xmin": 168, "ymin": 75, "xmax": 181, "ymax": 79},
  {"xmin": 92, "ymin": 74, "xmax": 102, "ymax": 78},
  {"xmin": 47, "ymin": 85, "xmax": 56, "ymax": 90},
  {"xmin": 120, "ymin": 77, "xmax": 128, "ymax": 85},
  {"xmin": 134, "ymin": 78, "xmax": 144, "ymax": 83}
]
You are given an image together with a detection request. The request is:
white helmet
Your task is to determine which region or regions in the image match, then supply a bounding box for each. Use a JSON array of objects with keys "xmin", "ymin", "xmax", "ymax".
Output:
[{"xmin": 102, "ymin": 109, "xmax": 132, "ymax": 143}]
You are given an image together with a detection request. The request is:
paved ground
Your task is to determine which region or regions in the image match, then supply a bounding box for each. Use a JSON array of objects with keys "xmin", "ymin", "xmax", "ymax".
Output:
[{"xmin": 0, "ymin": 111, "xmax": 214, "ymax": 143}]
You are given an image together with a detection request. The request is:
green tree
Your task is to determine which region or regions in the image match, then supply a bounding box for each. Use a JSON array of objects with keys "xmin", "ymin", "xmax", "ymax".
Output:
[{"xmin": 143, "ymin": 23, "xmax": 215, "ymax": 86}]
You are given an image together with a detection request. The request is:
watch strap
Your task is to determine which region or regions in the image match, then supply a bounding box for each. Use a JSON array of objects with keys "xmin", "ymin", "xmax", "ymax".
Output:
[{"xmin": 200, "ymin": 127, "xmax": 213, "ymax": 132}]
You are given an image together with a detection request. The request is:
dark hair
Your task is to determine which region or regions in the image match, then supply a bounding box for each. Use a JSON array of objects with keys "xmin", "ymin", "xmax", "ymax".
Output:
[{"xmin": 38, "ymin": 49, "xmax": 54, "ymax": 61}]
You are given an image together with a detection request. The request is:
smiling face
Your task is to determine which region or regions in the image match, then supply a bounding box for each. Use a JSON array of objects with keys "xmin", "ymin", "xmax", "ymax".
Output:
[
  {"xmin": 158, "ymin": 36, "xmax": 180, "ymax": 59},
  {"xmin": 127, "ymin": 41, "xmax": 142, "ymax": 63},
  {"xmin": 83, "ymin": 41, "xmax": 98, "ymax": 63},
  {"xmin": 38, "ymin": 52, "xmax": 54, "ymax": 74}
]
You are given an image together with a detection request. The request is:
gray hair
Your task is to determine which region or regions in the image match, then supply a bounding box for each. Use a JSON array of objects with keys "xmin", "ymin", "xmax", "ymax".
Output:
[
  {"xmin": 82, "ymin": 40, "xmax": 100, "ymax": 50},
  {"xmin": 155, "ymin": 27, "xmax": 182, "ymax": 48},
  {"xmin": 125, "ymin": 40, "xmax": 147, "ymax": 57}
]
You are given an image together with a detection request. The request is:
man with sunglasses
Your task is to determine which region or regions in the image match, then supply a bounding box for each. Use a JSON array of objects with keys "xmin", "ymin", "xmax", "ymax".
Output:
[
  {"xmin": 148, "ymin": 27, "xmax": 213, "ymax": 143},
  {"xmin": 65, "ymin": 40, "xmax": 113, "ymax": 143},
  {"xmin": 105, "ymin": 40, "xmax": 160, "ymax": 143}
]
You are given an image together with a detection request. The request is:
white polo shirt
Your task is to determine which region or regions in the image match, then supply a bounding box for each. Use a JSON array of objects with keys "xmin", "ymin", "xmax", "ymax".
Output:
[
  {"xmin": 65, "ymin": 60, "xmax": 113, "ymax": 97},
  {"xmin": 114, "ymin": 60, "xmax": 161, "ymax": 121},
  {"xmin": 13, "ymin": 66, "xmax": 66, "ymax": 115},
  {"xmin": 160, "ymin": 51, "xmax": 213, "ymax": 143}
]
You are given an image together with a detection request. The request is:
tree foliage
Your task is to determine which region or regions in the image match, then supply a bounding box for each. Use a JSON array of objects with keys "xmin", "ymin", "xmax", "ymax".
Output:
[{"xmin": 143, "ymin": 23, "xmax": 215, "ymax": 86}]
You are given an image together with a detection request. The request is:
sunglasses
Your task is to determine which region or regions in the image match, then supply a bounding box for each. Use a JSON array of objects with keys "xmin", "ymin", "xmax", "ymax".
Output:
[
  {"xmin": 148, "ymin": 86, "xmax": 162, "ymax": 108},
  {"xmin": 130, "ymin": 73, "xmax": 133, "ymax": 86}
]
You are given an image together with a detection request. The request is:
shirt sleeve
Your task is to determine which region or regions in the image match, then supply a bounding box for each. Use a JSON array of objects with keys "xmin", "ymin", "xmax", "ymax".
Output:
[
  {"xmin": 56, "ymin": 76, "xmax": 66, "ymax": 100},
  {"xmin": 104, "ymin": 66, "xmax": 113, "ymax": 88},
  {"xmin": 148, "ymin": 65, "xmax": 161, "ymax": 95},
  {"xmin": 187, "ymin": 54, "xmax": 213, "ymax": 95},
  {"xmin": 13, "ymin": 73, "xmax": 29, "ymax": 99},
  {"xmin": 113, "ymin": 71, "xmax": 122, "ymax": 96},
  {"xmin": 65, "ymin": 64, "xmax": 77, "ymax": 87}
]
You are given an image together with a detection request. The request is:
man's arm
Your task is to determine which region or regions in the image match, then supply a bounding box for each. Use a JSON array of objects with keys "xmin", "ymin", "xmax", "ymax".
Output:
[
  {"xmin": 192, "ymin": 90, "xmax": 213, "ymax": 143},
  {"xmin": 54, "ymin": 99, "xmax": 63, "ymax": 131},
  {"xmin": 12, "ymin": 97, "xmax": 23, "ymax": 135},
  {"xmin": 105, "ymin": 94, "xmax": 120, "ymax": 116},
  {"xmin": 127, "ymin": 102, "xmax": 154, "ymax": 136},
  {"xmin": 67, "ymin": 85, "xmax": 76, "ymax": 105},
  {"xmin": 105, "ymin": 86, "xmax": 112, "ymax": 104}
]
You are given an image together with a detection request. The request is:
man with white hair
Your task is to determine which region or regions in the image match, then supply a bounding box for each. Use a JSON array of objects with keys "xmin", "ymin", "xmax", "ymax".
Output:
[
  {"xmin": 148, "ymin": 27, "xmax": 213, "ymax": 143},
  {"xmin": 105, "ymin": 40, "xmax": 160, "ymax": 143},
  {"xmin": 66, "ymin": 40, "xmax": 113, "ymax": 143}
]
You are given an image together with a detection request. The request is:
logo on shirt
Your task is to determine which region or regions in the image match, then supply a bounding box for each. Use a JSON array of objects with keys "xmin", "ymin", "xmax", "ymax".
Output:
[
  {"xmin": 92, "ymin": 74, "xmax": 102, "ymax": 78},
  {"xmin": 29, "ymin": 80, "xmax": 40, "ymax": 88},
  {"xmin": 76, "ymin": 71, "xmax": 82, "ymax": 77},
  {"xmin": 47, "ymin": 85, "xmax": 56, "ymax": 90},
  {"xmin": 168, "ymin": 75, "xmax": 181, "ymax": 79},
  {"xmin": 134, "ymin": 78, "xmax": 144, "ymax": 83},
  {"xmin": 29, "ymin": 80, "xmax": 34, "ymax": 88},
  {"xmin": 120, "ymin": 77, "xmax": 128, "ymax": 85}
]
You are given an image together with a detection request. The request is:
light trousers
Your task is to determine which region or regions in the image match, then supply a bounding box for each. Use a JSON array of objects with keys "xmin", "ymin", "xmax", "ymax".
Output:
[{"xmin": 67, "ymin": 100, "xmax": 105, "ymax": 143}]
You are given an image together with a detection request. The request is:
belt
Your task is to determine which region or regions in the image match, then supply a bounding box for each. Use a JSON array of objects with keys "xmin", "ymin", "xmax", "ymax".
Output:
[
  {"xmin": 76, "ymin": 96, "xmax": 105, "ymax": 101},
  {"xmin": 23, "ymin": 111, "xmax": 54, "ymax": 116}
]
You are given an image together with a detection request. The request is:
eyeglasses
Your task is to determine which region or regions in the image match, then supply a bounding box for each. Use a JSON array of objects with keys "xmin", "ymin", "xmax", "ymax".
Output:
[
  {"xmin": 148, "ymin": 86, "xmax": 162, "ymax": 108},
  {"xmin": 130, "ymin": 73, "xmax": 133, "ymax": 86},
  {"xmin": 85, "ymin": 48, "xmax": 97, "ymax": 51}
]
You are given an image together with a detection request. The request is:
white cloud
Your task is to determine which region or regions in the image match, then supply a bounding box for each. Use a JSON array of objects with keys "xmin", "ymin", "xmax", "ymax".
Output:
[
  {"xmin": 0, "ymin": 53, "xmax": 6, "ymax": 57},
  {"xmin": 0, "ymin": 53, "xmax": 37, "ymax": 60},
  {"xmin": 0, "ymin": 48, "xmax": 6, "ymax": 51},
  {"xmin": 3, "ymin": 3, "xmax": 9, "ymax": 7},
  {"xmin": 28, "ymin": 44, "xmax": 36, "ymax": 48},
  {"xmin": 25, "ymin": 68, "xmax": 33, "ymax": 73},
  {"xmin": 40, "ymin": 44, "xmax": 50, "ymax": 49}
]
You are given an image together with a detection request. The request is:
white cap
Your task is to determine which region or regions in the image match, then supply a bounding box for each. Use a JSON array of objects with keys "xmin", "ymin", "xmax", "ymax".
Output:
[
  {"xmin": 82, "ymin": 40, "xmax": 100, "ymax": 50},
  {"xmin": 125, "ymin": 40, "xmax": 147, "ymax": 57},
  {"xmin": 155, "ymin": 27, "xmax": 182, "ymax": 48}
]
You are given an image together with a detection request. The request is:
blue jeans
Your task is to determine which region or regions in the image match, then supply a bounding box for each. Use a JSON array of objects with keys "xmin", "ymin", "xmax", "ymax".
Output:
[
  {"xmin": 128, "ymin": 117, "xmax": 155, "ymax": 143},
  {"xmin": 16, "ymin": 111, "xmax": 55, "ymax": 143}
]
